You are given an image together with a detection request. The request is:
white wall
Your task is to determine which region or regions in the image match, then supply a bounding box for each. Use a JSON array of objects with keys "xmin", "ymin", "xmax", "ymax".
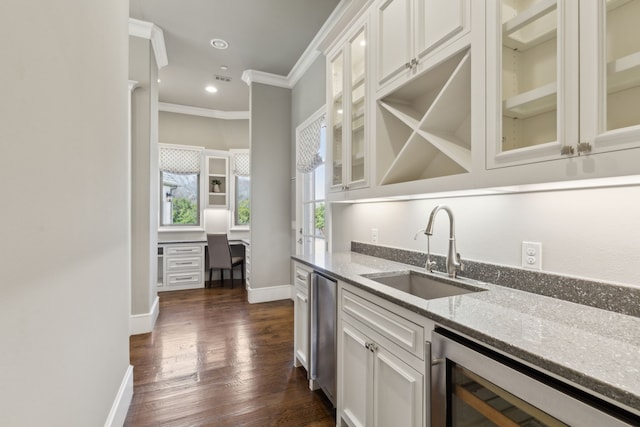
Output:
[
  {"xmin": 338, "ymin": 184, "xmax": 640, "ymax": 288},
  {"xmin": 250, "ymin": 83, "xmax": 292, "ymax": 289},
  {"xmin": 0, "ymin": 1, "xmax": 131, "ymax": 425},
  {"xmin": 159, "ymin": 111, "xmax": 249, "ymax": 150},
  {"xmin": 130, "ymin": 36, "xmax": 159, "ymax": 316},
  {"xmin": 157, "ymin": 113, "xmax": 250, "ymax": 241}
]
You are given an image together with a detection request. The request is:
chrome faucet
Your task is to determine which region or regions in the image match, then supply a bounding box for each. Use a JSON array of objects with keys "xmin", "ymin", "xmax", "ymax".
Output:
[
  {"xmin": 424, "ymin": 205, "xmax": 462, "ymax": 278},
  {"xmin": 413, "ymin": 228, "xmax": 436, "ymax": 272}
]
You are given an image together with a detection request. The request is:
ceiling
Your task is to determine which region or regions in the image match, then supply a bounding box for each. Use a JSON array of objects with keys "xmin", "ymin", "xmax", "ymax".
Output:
[{"xmin": 130, "ymin": 0, "xmax": 342, "ymax": 112}]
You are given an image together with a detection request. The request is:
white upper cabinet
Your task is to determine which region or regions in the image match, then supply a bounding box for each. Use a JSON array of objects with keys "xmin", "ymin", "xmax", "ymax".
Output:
[
  {"xmin": 580, "ymin": 0, "xmax": 640, "ymax": 154},
  {"xmin": 488, "ymin": 0, "xmax": 640, "ymax": 169},
  {"xmin": 486, "ymin": 0, "xmax": 580, "ymax": 168},
  {"xmin": 376, "ymin": 0, "xmax": 470, "ymax": 92},
  {"xmin": 328, "ymin": 19, "xmax": 370, "ymax": 193}
]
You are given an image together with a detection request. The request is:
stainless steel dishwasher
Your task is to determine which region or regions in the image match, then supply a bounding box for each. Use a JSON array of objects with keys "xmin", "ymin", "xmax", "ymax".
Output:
[{"xmin": 310, "ymin": 271, "xmax": 337, "ymax": 406}]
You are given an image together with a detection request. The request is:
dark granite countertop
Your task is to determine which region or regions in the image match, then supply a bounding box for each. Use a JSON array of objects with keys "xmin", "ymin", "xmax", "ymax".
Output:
[{"xmin": 292, "ymin": 251, "xmax": 640, "ymax": 416}]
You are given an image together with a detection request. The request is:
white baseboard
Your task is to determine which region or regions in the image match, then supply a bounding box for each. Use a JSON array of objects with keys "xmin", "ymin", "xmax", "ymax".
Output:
[
  {"xmin": 130, "ymin": 295, "xmax": 159, "ymax": 335},
  {"xmin": 247, "ymin": 284, "xmax": 293, "ymax": 304},
  {"xmin": 104, "ymin": 364, "xmax": 133, "ymax": 427}
]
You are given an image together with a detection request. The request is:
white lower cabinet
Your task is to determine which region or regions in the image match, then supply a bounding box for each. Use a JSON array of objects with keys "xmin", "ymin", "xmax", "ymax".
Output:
[
  {"xmin": 338, "ymin": 282, "xmax": 434, "ymax": 427},
  {"xmin": 293, "ymin": 262, "xmax": 312, "ymax": 370},
  {"xmin": 340, "ymin": 322, "xmax": 370, "ymax": 427},
  {"xmin": 160, "ymin": 242, "xmax": 205, "ymax": 291}
]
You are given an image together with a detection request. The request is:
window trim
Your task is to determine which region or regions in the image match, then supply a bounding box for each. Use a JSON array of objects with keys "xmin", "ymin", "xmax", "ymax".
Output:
[
  {"xmin": 158, "ymin": 143, "xmax": 205, "ymax": 232},
  {"xmin": 229, "ymin": 148, "xmax": 250, "ymax": 231},
  {"xmin": 295, "ymin": 107, "xmax": 327, "ymax": 256}
]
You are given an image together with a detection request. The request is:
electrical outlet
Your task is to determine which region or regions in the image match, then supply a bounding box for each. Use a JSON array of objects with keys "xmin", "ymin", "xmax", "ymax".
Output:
[
  {"xmin": 371, "ymin": 228, "xmax": 378, "ymax": 243},
  {"xmin": 521, "ymin": 241, "xmax": 542, "ymax": 270}
]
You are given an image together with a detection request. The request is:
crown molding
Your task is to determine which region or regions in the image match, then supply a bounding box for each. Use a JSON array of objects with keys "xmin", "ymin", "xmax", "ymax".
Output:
[
  {"xmin": 317, "ymin": 0, "xmax": 373, "ymax": 53},
  {"xmin": 287, "ymin": 0, "xmax": 352, "ymax": 87},
  {"xmin": 241, "ymin": 70, "xmax": 291, "ymax": 89},
  {"xmin": 241, "ymin": 0, "xmax": 369, "ymax": 90},
  {"xmin": 128, "ymin": 18, "xmax": 168, "ymax": 69},
  {"xmin": 159, "ymin": 102, "xmax": 250, "ymax": 120}
]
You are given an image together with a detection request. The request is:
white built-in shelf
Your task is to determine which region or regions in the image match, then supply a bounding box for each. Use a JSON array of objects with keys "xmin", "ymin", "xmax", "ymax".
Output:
[
  {"xmin": 377, "ymin": 49, "xmax": 472, "ymax": 185},
  {"xmin": 608, "ymin": 51, "xmax": 640, "ymax": 94},
  {"xmin": 352, "ymin": 74, "xmax": 365, "ymax": 88},
  {"xmin": 421, "ymin": 50, "xmax": 471, "ymax": 134},
  {"xmin": 416, "ymin": 129, "xmax": 471, "ymax": 171},
  {"xmin": 378, "ymin": 101, "xmax": 422, "ymax": 129},
  {"xmin": 503, "ymin": 82, "xmax": 557, "ymax": 119},
  {"xmin": 206, "ymin": 155, "xmax": 228, "ymax": 208},
  {"xmin": 503, "ymin": 0, "xmax": 557, "ymax": 51},
  {"xmin": 380, "ymin": 133, "xmax": 467, "ymax": 184}
]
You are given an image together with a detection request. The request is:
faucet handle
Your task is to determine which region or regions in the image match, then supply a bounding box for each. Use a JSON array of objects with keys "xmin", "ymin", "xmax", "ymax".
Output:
[
  {"xmin": 456, "ymin": 253, "xmax": 464, "ymax": 272},
  {"xmin": 426, "ymin": 259, "xmax": 437, "ymax": 272}
]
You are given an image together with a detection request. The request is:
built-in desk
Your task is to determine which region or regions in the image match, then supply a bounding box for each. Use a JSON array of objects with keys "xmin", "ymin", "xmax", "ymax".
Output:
[{"xmin": 158, "ymin": 239, "xmax": 249, "ymax": 291}]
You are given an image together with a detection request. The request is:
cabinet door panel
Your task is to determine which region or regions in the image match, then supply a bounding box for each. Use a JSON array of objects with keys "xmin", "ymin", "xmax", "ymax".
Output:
[
  {"xmin": 581, "ymin": 0, "xmax": 640, "ymax": 155},
  {"xmin": 294, "ymin": 289, "xmax": 309, "ymax": 369},
  {"xmin": 373, "ymin": 347, "xmax": 423, "ymax": 427},
  {"xmin": 330, "ymin": 50, "xmax": 345, "ymax": 189},
  {"xmin": 416, "ymin": 0, "xmax": 466, "ymax": 59},
  {"xmin": 377, "ymin": 0, "xmax": 412, "ymax": 86},
  {"xmin": 349, "ymin": 28, "xmax": 367, "ymax": 186},
  {"xmin": 487, "ymin": 0, "xmax": 580, "ymax": 168},
  {"xmin": 340, "ymin": 322, "xmax": 370, "ymax": 427}
]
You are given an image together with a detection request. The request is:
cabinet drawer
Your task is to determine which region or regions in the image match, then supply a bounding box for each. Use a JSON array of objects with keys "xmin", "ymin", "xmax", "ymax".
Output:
[
  {"xmin": 294, "ymin": 266, "xmax": 310, "ymax": 290},
  {"xmin": 341, "ymin": 289, "xmax": 424, "ymax": 359},
  {"xmin": 165, "ymin": 245, "xmax": 203, "ymax": 256},
  {"xmin": 166, "ymin": 271, "xmax": 202, "ymax": 287},
  {"xmin": 166, "ymin": 256, "xmax": 202, "ymax": 271}
]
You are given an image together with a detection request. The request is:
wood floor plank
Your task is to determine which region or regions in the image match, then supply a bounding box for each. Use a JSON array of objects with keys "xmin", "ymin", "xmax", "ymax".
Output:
[{"xmin": 125, "ymin": 285, "xmax": 335, "ymax": 427}]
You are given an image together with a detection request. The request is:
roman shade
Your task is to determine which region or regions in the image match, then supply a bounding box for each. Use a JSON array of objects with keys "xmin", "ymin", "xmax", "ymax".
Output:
[
  {"xmin": 233, "ymin": 151, "xmax": 250, "ymax": 177},
  {"xmin": 159, "ymin": 147, "xmax": 201, "ymax": 174},
  {"xmin": 296, "ymin": 114, "xmax": 325, "ymax": 173}
]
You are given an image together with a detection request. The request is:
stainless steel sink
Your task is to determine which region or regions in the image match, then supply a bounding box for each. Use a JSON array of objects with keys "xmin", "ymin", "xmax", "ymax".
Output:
[{"xmin": 360, "ymin": 270, "xmax": 486, "ymax": 300}]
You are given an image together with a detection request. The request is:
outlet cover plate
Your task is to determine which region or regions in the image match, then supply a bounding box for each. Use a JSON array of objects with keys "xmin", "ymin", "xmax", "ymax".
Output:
[{"xmin": 521, "ymin": 241, "xmax": 542, "ymax": 270}]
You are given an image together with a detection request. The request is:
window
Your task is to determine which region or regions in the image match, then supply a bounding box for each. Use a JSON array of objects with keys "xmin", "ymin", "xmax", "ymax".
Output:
[
  {"xmin": 301, "ymin": 148, "xmax": 325, "ymax": 256},
  {"xmin": 296, "ymin": 111, "xmax": 326, "ymax": 256},
  {"xmin": 160, "ymin": 171, "xmax": 200, "ymax": 226},
  {"xmin": 159, "ymin": 145, "xmax": 203, "ymax": 227},
  {"xmin": 230, "ymin": 149, "xmax": 250, "ymax": 229},
  {"xmin": 234, "ymin": 175, "xmax": 250, "ymax": 226}
]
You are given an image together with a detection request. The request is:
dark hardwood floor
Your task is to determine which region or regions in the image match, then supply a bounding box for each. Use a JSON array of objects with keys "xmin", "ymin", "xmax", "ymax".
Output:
[{"xmin": 125, "ymin": 283, "xmax": 335, "ymax": 427}]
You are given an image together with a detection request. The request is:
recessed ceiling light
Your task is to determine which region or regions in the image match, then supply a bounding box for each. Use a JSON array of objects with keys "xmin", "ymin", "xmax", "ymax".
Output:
[
  {"xmin": 205, "ymin": 85, "xmax": 218, "ymax": 93},
  {"xmin": 157, "ymin": 79, "xmax": 161, "ymax": 83},
  {"xmin": 220, "ymin": 65, "xmax": 229, "ymax": 71},
  {"xmin": 210, "ymin": 38, "xmax": 229, "ymax": 50},
  {"xmin": 360, "ymin": 40, "xmax": 366, "ymax": 47}
]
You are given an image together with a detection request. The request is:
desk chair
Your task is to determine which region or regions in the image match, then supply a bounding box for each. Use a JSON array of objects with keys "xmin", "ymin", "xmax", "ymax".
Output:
[{"xmin": 207, "ymin": 233, "xmax": 245, "ymax": 288}]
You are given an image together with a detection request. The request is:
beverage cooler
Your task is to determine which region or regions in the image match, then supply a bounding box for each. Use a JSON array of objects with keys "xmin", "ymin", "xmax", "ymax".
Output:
[{"xmin": 430, "ymin": 329, "xmax": 639, "ymax": 427}]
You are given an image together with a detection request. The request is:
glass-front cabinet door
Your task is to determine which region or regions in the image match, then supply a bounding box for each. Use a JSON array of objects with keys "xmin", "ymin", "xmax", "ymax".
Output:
[
  {"xmin": 349, "ymin": 28, "xmax": 367, "ymax": 186},
  {"xmin": 330, "ymin": 50, "xmax": 344, "ymax": 190},
  {"xmin": 487, "ymin": 0, "xmax": 579, "ymax": 168},
  {"xmin": 580, "ymin": 0, "xmax": 640, "ymax": 154},
  {"xmin": 327, "ymin": 21, "xmax": 369, "ymax": 193}
]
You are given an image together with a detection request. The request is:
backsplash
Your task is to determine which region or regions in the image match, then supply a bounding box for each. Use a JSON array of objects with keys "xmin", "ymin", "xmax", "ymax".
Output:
[{"xmin": 351, "ymin": 241, "xmax": 640, "ymax": 318}]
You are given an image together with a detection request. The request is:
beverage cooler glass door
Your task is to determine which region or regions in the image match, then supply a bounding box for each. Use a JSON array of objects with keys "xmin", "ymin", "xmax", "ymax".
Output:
[{"xmin": 430, "ymin": 329, "xmax": 638, "ymax": 427}]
